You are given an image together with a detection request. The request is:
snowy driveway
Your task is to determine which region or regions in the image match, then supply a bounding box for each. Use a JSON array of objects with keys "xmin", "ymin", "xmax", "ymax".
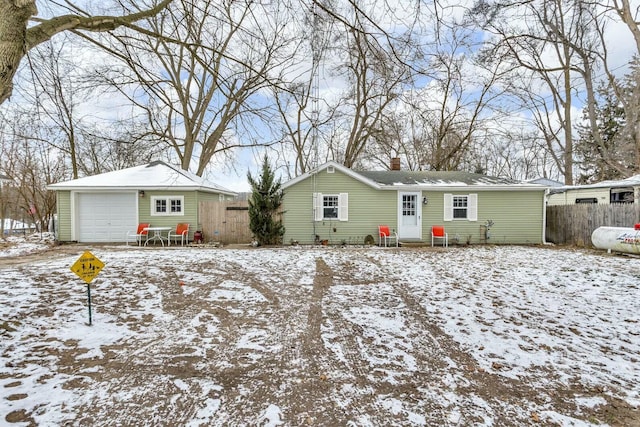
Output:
[{"xmin": 1, "ymin": 243, "xmax": 639, "ymax": 426}]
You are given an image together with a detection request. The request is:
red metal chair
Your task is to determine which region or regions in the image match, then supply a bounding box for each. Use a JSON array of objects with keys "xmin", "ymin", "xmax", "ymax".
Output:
[
  {"xmin": 431, "ymin": 225, "xmax": 448, "ymax": 247},
  {"xmin": 168, "ymin": 223, "xmax": 190, "ymax": 246},
  {"xmin": 127, "ymin": 223, "xmax": 150, "ymax": 246},
  {"xmin": 378, "ymin": 225, "xmax": 398, "ymax": 247}
]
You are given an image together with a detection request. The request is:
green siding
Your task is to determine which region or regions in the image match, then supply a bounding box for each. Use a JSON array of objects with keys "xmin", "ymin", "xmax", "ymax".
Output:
[
  {"xmin": 139, "ymin": 191, "xmax": 201, "ymax": 241},
  {"xmin": 53, "ymin": 189, "xmax": 230, "ymax": 242},
  {"xmin": 423, "ymin": 190, "xmax": 545, "ymax": 245},
  {"xmin": 284, "ymin": 170, "xmax": 546, "ymax": 245},
  {"xmin": 56, "ymin": 191, "xmax": 72, "ymax": 241},
  {"xmin": 283, "ymin": 169, "xmax": 398, "ymax": 245}
]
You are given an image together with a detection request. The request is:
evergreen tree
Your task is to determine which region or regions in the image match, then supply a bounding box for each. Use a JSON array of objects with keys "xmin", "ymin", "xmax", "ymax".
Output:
[
  {"xmin": 247, "ymin": 155, "xmax": 285, "ymax": 246},
  {"xmin": 576, "ymin": 85, "xmax": 626, "ymax": 184}
]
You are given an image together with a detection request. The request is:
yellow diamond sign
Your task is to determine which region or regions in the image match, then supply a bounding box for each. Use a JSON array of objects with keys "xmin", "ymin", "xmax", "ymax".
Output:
[{"xmin": 71, "ymin": 251, "xmax": 105, "ymax": 284}]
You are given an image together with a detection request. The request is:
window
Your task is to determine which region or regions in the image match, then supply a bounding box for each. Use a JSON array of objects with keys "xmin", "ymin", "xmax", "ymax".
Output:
[
  {"xmin": 402, "ymin": 195, "xmax": 416, "ymax": 217},
  {"xmin": 313, "ymin": 193, "xmax": 348, "ymax": 221},
  {"xmin": 610, "ymin": 187, "xmax": 634, "ymax": 204},
  {"xmin": 444, "ymin": 193, "xmax": 477, "ymax": 221},
  {"xmin": 323, "ymin": 195, "xmax": 339, "ymax": 219},
  {"xmin": 452, "ymin": 196, "xmax": 468, "ymax": 219},
  {"xmin": 151, "ymin": 196, "xmax": 184, "ymax": 216}
]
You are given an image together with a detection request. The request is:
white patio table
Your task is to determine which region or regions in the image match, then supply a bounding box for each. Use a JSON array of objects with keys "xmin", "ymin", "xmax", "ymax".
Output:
[{"xmin": 143, "ymin": 226, "xmax": 172, "ymax": 247}]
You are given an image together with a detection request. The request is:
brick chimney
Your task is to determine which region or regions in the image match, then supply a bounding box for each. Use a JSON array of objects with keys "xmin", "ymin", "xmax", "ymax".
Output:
[{"xmin": 391, "ymin": 157, "xmax": 401, "ymax": 171}]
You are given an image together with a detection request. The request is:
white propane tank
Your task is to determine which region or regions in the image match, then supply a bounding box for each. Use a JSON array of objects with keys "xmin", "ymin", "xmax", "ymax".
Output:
[{"xmin": 591, "ymin": 226, "xmax": 640, "ymax": 254}]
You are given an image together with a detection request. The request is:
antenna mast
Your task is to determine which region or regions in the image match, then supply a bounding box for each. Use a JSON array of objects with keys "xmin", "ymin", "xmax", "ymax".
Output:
[{"xmin": 311, "ymin": 0, "xmax": 320, "ymax": 170}]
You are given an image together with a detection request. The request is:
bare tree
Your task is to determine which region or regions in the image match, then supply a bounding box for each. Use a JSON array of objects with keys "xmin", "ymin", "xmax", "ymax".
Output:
[
  {"xmin": 364, "ymin": 23, "xmax": 509, "ymax": 172},
  {"xmin": 0, "ymin": 0, "xmax": 172, "ymax": 105},
  {"xmin": 18, "ymin": 40, "xmax": 84, "ymax": 178},
  {"xmin": 578, "ymin": 0, "xmax": 640, "ymax": 180},
  {"xmin": 0, "ymin": 108, "xmax": 68, "ymax": 231},
  {"xmin": 271, "ymin": 2, "xmax": 336, "ymax": 177},
  {"xmin": 330, "ymin": 3, "xmax": 412, "ymax": 168},
  {"xmin": 611, "ymin": 0, "xmax": 640, "ymax": 53},
  {"xmin": 93, "ymin": 0, "xmax": 297, "ymax": 175},
  {"xmin": 473, "ymin": 0, "xmax": 601, "ymax": 184}
]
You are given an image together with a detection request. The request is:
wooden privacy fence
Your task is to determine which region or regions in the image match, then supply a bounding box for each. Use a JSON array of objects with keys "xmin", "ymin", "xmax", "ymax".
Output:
[
  {"xmin": 199, "ymin": 201, "xmax": 252, "ymax": 244},
  {"xmin": 546, "ymin": 204, "xmax": 640, "ymax": 246}
]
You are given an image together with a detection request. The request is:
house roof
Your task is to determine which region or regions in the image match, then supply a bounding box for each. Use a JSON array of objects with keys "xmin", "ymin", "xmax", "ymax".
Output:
[
  {"xmin": 47, "ymin": 161, "xmax": 237, "ymax": 196},
  {"xmin": 526, "ymin": 177, "xmax": 564, "ymax": 187},
  {"xmin": 548, "ymin": 174, "xmax": 640, "ymax": 195},
  {"xmin": 359, "ymin": 170, "xmax": 523, "ymax": 186},
  {"xmin": 283, "ymin": 161, "xmax": 547, "ymax": 191}
]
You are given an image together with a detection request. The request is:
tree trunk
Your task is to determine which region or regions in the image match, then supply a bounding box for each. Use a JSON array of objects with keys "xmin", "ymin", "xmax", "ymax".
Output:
[
  {"xmin": 0, "ymin": 0, "xmax": 172, "ymax": 105},
  {"xmin": 0, "ymin": 0, "xmax": 37, "ymax": 104}
]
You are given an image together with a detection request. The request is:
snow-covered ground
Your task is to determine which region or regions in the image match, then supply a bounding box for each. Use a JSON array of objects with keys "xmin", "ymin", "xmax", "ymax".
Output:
[{"xmin": 1, "ymin": 236, "xmax": 639, "ymax": 426}]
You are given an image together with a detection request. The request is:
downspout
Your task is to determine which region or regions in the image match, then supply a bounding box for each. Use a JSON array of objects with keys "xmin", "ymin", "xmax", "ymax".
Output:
[{"xmin": 543, "ymin": 188, "xmax": 551, "ymax": 245}]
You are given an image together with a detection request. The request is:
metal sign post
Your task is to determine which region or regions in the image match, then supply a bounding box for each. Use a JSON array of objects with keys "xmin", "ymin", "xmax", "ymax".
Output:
[
  {"xmin": 87, "ymin": 284, "xmax": 92, "ymax": 325},
  {"xmin": 70, "ymin": 251, "xmax": 105, "ymax": 326}
]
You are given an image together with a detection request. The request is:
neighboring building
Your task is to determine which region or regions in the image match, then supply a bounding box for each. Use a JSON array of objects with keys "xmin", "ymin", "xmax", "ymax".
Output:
[
  {"xmin": 282, "ymin": 160, "xmax": 548, "ymax": 245},
  {"xmin": 47, "ymin": 161, "xmax": 237, "ymax": 243},
  {"xmin": 526, "ymin": 177, "xmax": 564, "ymax": 187},
  {"xmin": 2, "ymin": 219, "xmax": 35, "ymax": 235},
  {"xmin": 547, "ymin": 175, "xmax": 640, "ymax": 206}
]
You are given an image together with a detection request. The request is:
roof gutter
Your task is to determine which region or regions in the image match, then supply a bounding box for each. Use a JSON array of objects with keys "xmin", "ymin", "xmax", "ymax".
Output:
[{"xmin": 377, "ymin": 185, "xmax": 548, "ymax": 192}]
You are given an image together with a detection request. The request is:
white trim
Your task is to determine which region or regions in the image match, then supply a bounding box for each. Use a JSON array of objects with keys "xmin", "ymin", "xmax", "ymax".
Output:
[
  {"xmin": 444, "ymin": 193, "xmax": 477, "ymax": 221},
  {"xmin": 338, "ymin": 193, "xmax": 348, "ymax": 221},
  {"xmin": 313, "ymin": 192, "xmax": 349, "ymax": 221},
  {"xmin": 378, "ymin": 185, "xmax": 545, "ymax": 192},
  {"xmin": 151, "ymin": 195, "xmax": 185, "ymax": 216},
  {"xmin": 443, "ymin": 194, "xmax": 453, "ymax": 221},
  {"xmin": 313, "ymin": 193, "xmax": 323, "ymax": 221},
  {"xmin": 468, "ymin": 193, "xmax": 478, "ymax": 221},
  {"xmin": 398, "ymin": 191, "xmax": 422, "ymax": 239},
  {"xmin": 70, "ymin": 191, "xmax": 77, "ymax": 241},
  {"xmin": 283, "ymin": 161, "xmax": 381, "ymax": 190}
]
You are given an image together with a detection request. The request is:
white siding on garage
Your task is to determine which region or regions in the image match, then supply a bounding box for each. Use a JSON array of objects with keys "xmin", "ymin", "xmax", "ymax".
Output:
[{"xmin": 76, "ymin": 193, "xmax": 137, "ymax": 242}]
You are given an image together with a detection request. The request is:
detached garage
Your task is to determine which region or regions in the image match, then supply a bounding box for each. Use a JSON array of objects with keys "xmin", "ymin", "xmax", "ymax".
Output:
[{"xmin": 48, "ymin": 161, "xmax": 237, "ymax": 243}]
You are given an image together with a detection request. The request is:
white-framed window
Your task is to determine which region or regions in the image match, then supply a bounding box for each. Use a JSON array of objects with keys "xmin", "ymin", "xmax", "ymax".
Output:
[
  {"xmin": 323, "ymin": 195, "xmax": 339, "ymax": 219},
  {"xmin": 151, "ymin": 196, "xmax": 184, "ymax": 216},
  {"xmin": 453, "ymin": 195, "xmax": 468, "ymax": 219},
  {"xmin": 444, "ymin": 193, "xmax": 477, "ymax": 221},
  {"xmin": 313, "ymin": 193, "xmax": 348, "ymax": 221}
]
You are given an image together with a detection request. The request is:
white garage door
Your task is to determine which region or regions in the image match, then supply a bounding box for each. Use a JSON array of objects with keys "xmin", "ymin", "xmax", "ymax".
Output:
[{"xmin": 77, "ymin": 193, "xmax": 137, "ymax": 242}]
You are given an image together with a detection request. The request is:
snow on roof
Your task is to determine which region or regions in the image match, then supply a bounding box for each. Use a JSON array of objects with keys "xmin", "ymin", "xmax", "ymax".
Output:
[
  {"xmin": 47, "ymin": 161, "xmax": 237, "ymax": 195},
  {"xmin": 526, "ymin": 177, "xmax": 564, "ymax": 187},
  {"xmin": 283, "ymin": 161, "xmax": 547, "ymax": 190},
  {"xmin": 359, "ymin": 170, "xmax": 526, "ymax": 186}
]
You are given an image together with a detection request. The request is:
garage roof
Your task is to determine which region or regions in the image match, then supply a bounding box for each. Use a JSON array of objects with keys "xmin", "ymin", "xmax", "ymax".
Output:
[{"xmin": 47, "ymin": 161, "xmax": 237, "ymax": 196}]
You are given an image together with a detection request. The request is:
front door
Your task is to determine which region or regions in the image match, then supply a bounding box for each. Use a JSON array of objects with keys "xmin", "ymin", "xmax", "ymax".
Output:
[{"xmin": 398, "ymin": 192, "xmax": 421, "ymax": 239}]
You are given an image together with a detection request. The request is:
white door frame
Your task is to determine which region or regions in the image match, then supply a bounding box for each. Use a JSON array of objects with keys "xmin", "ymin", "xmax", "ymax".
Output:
[{"xmin": 397, "ymin": 191, "xmax": 422, "ymax": 239}]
